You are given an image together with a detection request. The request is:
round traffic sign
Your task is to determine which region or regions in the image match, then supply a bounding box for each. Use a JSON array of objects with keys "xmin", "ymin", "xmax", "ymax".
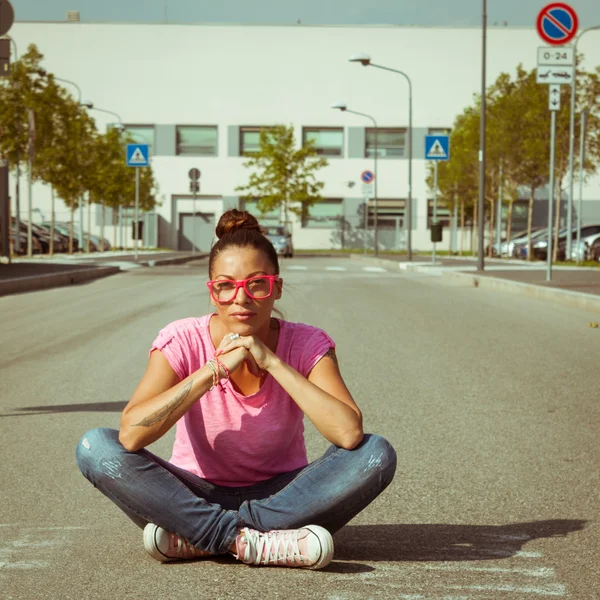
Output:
[
  {"xmin": 0, "ymin": 0, "xmax": 15, "ymax": 37},
  {"xmin": 361, "ymin": 170, "xmax": 374, "ymax": 184},
  {"xmin": 536, "ymin": 3, "xmax": 578, "ymax": 46},
  {"xmin": 188, "ymin": 168, "xmax": 201, "ymax": 181}
]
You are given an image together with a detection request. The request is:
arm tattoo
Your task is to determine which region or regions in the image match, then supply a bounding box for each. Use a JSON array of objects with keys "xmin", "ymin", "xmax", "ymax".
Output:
[
  {"xmin": 323, "ymin": 348, "xmax": 338, "ymax": 367},
  {"xmin": 133, "ymin": 380, "xmax": 193, "ymax": 427}
]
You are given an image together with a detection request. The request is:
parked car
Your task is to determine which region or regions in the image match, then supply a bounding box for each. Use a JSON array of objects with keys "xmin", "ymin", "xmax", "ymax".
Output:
[
  {"xmin": 11, "ymin": 229, "xmax": 43, "ymax": 255},
  {"xmin": 488, "ymin": 227, "xmax": 543, "ymax": 257},
  {"xmin": 588, "ymin": 235, "xmax": 600, "ymax": 262},
  {"xmin": 41, "ymin": 222, "xmax": 83, "ymax": 251},
  {"xmin": 263, "ymin": 225, "xmax": 293, "ymax": 258},
  {"xmin": 36, "ymin": 223, "xmax": 72, "ymax": 252},
  {"xmin": 512, "ymin": 228, "xmax": 550, "ymax": 259},
  {"xmin": 535, "ymin": 224, "xmax": 600, "ymax": 261},
  {"xmin": 42, "ymin": 222, "xmax": 111, "ymax": 252},
  {"xmin": 557, "ymin": 225, "xmax": 600, "ymax": 261},
  {"xmin": 11, "ymin": 218, "xmax": 68, "ymax": 253}
]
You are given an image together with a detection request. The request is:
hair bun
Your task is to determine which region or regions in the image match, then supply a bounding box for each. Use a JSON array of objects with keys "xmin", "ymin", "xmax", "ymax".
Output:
[{"xmin": 215, "ymin": 209, "xmax": 262, "ymax": 239}]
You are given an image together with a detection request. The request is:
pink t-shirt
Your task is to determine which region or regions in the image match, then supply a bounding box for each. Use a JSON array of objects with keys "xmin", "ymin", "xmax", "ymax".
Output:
[{"xmin": 149, "ymin": 314, "xmax": 335, "ymax": 487}]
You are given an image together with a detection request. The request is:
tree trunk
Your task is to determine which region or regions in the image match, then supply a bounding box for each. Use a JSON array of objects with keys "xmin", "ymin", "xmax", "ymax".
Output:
[
  {"xmin": 460, "ymin": 199, "xmax": 465, "ymax": 257},
  {"xmin": 49, "ymin": 187, "xmax": 54, "ymax": 257},
  {"xmin": 473, "ymin": 201, "xmax": 478, "ymax": 257},
  {"xmin": 488, "ymin": 199, "xmax": 495, "ymax": 258},
  {"xmin": 86, "ymin": 195, "xmax": 91, "ymax": 253},
  {"xmin": 69, "ymin": 206, "xmax": 74, "ymax": 254},
  {"xmin": 552, "ymin": 176, "xmax": 563, "ymax": 262},
  {"xmin": 526, "ymin": 188, "xmax": 535, "ymax": 261},
  {"xmin": 101, "ymin": 202, "xmax": 106, "ymax": 253},
  {"xmin": 506, "ymin": 201, "xmax": 513, "ymax": 258},
  {"xmin": 113, "ymin": 208, "xmax": 117, "ymax": 250}
]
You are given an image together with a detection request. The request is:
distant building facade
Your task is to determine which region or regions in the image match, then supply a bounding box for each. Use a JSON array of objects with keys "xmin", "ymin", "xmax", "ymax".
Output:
[{"xmin": 8, "ymin": 21, "xmax": 600, "ymax": 251}]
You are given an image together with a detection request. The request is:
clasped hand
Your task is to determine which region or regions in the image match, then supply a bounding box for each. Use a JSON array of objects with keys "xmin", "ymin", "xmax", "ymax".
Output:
[{"xmin": 214, "ymin": 333, "xmax": 276, "ymax": 376}]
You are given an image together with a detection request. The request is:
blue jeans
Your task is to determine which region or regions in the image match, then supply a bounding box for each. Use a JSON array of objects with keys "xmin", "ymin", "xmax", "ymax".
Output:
[{"xmin": 76, "ymin": 428, "xmax": 396, "ymax": 556}]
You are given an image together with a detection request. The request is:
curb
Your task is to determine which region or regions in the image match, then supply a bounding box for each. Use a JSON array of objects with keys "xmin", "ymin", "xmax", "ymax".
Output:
[
  {"xmin": 443, "ymin": 270, "xmax": 600, "ymax": 314},
  {"xmin": 349, "ymin": 254, "xmax": 600, "ymax": 313},
  {"xmin": 0, "ymin": 266, "xmax": 121, "ymax": 297},
  {"xmin": 138, "ymin": 254, "xmax": 207, "ymax": 267},
  {"xmin": 349, "ymin": 254, "xmax": 400, "ymax": 268}
]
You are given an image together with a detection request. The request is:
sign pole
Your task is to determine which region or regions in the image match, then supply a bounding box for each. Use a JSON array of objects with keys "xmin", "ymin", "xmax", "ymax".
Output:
[
  {"xmin": 0, "ymin": 160, "xmax": 9, "ymax": 263},
  {"xmin": 432, "ymin": 160, "xmax": 438, "ymax": 266},
  {"xmin": 134, "ymin": 167, "xmax": 140, "ymax": 261},
  {"xmin": 496, "ymin": 161, "xmax": 503, "ymax": 256},
  {"xmin": 547, "ymin": 109, "xmax": 556, "ymax": 281},
  {"xmin": 576, "ymin": 109, "xmax": 588, "ymax": 264},
  {"xmin": 193, "ymin": 184, "xmax": 197, "ymax": 254}
]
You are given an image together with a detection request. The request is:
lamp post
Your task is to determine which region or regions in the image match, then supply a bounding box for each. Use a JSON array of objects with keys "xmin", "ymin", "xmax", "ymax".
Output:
[
  {"xmin": 52, "ymin": 76, "xmax": 86, "ymax": 250},
  {"xmin": 575, "ymin": 108, "xmax": 588, "ymax": 264},
  {"xmin": 477, "ymin": 0, "xmax": 487, "ymax": 271},
  {"xmin": 348, "ymin": 53, "xmax": 413, "ymax": 261},
  {"xmin": 82, "ymin": 103, "xmax": 125, "ymax": 252},
  {"xmin": 331, "ymin": 103, "xmax": 379, "ymax": 255},
  {"xmin": 566, "ymin": 25, "xmax": 600, "ymax": 260},
  {"xmin": 6, "ymin": 37, "xmax": 21, "ymax": 254}
]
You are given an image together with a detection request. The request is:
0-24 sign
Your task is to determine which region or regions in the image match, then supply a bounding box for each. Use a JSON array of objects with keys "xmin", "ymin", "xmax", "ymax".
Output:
[{"xmin": 537, "ymin": 46, "xmax": 574, "ymax": 66}]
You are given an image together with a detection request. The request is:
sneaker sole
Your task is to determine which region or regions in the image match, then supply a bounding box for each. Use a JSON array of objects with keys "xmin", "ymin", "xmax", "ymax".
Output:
[
  {"xmin": 143, "ymin": 524, "xmax": 171, "ymax": 562},
  {"xmin": 304, "ymin": 525, "xmax": 334, "ymax": 570}
]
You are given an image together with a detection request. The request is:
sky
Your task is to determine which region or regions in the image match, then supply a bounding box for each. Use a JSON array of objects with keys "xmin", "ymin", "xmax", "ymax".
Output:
[{"xmin": 11, "ymin": 0, "xmax": 600, "ymax": 29}]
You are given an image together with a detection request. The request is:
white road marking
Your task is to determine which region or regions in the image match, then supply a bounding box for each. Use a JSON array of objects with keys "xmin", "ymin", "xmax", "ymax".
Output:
[
  {"xmin": 362, "ymin": 266, "xmax": 388, "ymax": 273},
  {"xmin": 286, "ymin": 265, "xmax": 308, "ymax": 270},
  {"xmin": 0, "ymin": 560, "xmax": 50, "ymax": 569},
  {"xmin": 441, "ymin": 583, "xmax": 566, "ymax": 596},
  {"xmin": 423, "ymin": 564, "xmax": 554, "ymax": 577},
  {"xmin": 517, "ymin": 551, "xmax": 544, "ymax": 558},
  {"xmin": 326, "ymin": 266, "xmax": 347, "ymax": 271}
]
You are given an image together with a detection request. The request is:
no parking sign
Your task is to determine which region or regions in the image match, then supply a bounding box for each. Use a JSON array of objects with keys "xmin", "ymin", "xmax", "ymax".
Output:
[{"xmin": 536, "ymin": 3, "xmax": 578, "ymax": 46}]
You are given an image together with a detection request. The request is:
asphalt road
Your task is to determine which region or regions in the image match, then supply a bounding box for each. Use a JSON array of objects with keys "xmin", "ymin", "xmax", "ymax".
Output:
[{"xmin": 0, "ymin": 257, "xmax": 598, "ymax": 600}]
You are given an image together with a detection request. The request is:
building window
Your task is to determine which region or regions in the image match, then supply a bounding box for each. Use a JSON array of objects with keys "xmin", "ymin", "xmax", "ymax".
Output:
[
  {"xmin": 241, "ymin": 198, "xmax": 280, "ymax": 226},
  {"xmin": 176, "ymin": 126, "xmax": 217, "ymax": 156},
  {"xmin": 365, "ymin": 199, "xmax": 406, "ymax": 229},
  {"xmin": 427, "ymin": 127, "xmax": 451, "ymax": 136},
  {"xmin": 365, "ymin": 128, "xmax": 406, "ymax": 158},
  {"xmin": 240, "ymin": 126, "xmax": 276, "ymax": 155},
  {"xmin": 301, "ymin": 199, "xmax": 343, "ymax": 228},
  {"xmin": 302, "ymin": 127, "xmax": 344, "ymax": 157},
  {"xmin": 124, "ymin": 125, "xmax": 155, "ymax": 155},
  {"xmin": 427, "ymin": 200, "xmax": 451, "ymax": 228}
]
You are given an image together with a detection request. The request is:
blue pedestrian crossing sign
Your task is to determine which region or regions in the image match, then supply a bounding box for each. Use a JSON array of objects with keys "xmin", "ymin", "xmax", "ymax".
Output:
[
  {"xmin": 425, "ymin": 135, "xmax": 450, "ymax": 161},
  {"xmin": 126, "ymin": 143, "xmax": 149, "ymax": 167}
]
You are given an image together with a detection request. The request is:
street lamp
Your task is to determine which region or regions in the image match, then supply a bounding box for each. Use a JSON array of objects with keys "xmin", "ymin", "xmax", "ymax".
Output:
[
  {"xmin": 331, "ymin": 102, "xmax": 379, "ymax": 255},
  {"xmin": 82, "ymin": 103, "xmax": 127, "ymax": 251},
  {"xmin": 349, "ymin": 53, "xmax": 413, "ymax": 261},
  {"xmin": 566, "ymin": 25, "xmax": 600, "ymax": 260},
  {"xmin": 52, "ymin": 75, "xmax": 83, "ymax": 104}
]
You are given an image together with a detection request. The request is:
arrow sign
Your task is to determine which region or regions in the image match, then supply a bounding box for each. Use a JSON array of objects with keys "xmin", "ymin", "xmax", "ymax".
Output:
[
  {"xmin": 536, "ymin": 66, "xmax": 574, "ymax": 84},
  {"xmin": 549, "ymin": 84, "xmax": 561, "ymax": 111}
]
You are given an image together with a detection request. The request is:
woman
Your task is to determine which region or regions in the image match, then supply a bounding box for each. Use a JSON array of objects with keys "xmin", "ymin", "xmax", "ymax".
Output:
[{"xmin": 76, "ymin": 209, "xmax": 396, "ymax": 570}]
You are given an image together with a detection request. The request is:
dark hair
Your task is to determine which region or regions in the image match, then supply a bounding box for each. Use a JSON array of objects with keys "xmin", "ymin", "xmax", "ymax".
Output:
[{"xmin": 208, "ymin": 209, "xmax": 280, "ymax": 277}]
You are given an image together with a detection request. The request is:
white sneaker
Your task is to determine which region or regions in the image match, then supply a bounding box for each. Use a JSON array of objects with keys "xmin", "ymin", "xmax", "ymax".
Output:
[
  {"xmin": 233, "ymin": 525, "xmax": 334, "ymax": 569},
  {"xmin": 143, "ymin": 523, "xmax": 212, "ymax": 562}
]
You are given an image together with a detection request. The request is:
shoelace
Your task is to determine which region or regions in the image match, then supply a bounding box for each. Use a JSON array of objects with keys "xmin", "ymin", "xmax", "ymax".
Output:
[
  {"xmin": 169, "ymin": 533, "xmax": 199, "ymax": 558},
  {"xmin": 243, "ymin": 529, "xmax": 303, "ymax": 566}
]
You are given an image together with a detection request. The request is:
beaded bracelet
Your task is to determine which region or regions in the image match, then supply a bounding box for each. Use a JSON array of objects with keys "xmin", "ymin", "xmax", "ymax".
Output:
[
  {"xmin": 212, "ymin": 356, "xmax": 230, "ymax": 382},
  {"xmin": 205, "ymin": 359, "xmax": 219, "ymax": 390}
]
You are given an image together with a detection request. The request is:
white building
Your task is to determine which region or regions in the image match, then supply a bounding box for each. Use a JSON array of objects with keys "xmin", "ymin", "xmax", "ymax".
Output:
[{"xmin": 8, "ymin": 20, "xmax": 600, "ymax": 252}]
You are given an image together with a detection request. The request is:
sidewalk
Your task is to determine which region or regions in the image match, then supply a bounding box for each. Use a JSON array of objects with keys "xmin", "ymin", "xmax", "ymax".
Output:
[
  {"xmin": 351, "ymin": 254, "xmax": 600, "ymax": 313},
  {"xmin": 0, "ymin": 251, "xmax": 204, "ymax": 297}
]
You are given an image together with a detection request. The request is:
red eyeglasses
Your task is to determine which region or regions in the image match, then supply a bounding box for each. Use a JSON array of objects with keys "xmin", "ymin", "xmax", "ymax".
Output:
[{"xmin": 207, "ymin": 275, "xmax": 280, "ymax": 303}]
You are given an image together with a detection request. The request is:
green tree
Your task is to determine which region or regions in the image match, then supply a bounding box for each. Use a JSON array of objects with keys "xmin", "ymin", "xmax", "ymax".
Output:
[{"xmin": 235, "ymin": 125, "xmax": 328, "ymax": 226}]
